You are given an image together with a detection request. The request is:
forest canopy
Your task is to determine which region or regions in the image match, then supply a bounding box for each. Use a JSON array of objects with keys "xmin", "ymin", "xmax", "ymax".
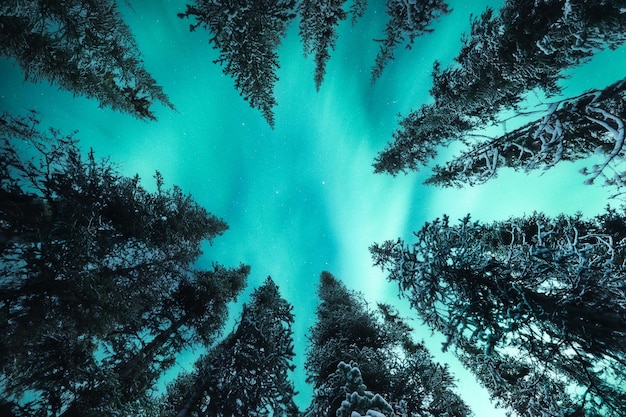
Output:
[
  {"xmin": 371, "ymin": 210, "xmax": 626, "ymax": 416},
  {"xmin": 0, "ymin": 112, "xmax": 249, "ymax": 416},
  {"xmin": 374, "ymin": 0, "xmax": 626, "ymax": 195},
  {"xmin": 3, "ymin": 0, "xmax": 626, "ymax": 416},
  {"xmin": 0, "ymin": 0, "xmax": 174, "ymax": 120}
]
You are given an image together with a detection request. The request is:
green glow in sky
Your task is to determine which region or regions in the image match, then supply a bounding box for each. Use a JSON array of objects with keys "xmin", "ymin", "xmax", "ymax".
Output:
[{"xmin": 2, "ymin": 0, "xmax": 622, "ymax": 414}]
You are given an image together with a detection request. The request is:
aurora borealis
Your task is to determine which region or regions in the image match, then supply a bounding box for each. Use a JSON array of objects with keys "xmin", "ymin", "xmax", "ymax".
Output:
[{"xmin": 2, "ymin": 0, "xmax": 623, "ymax": 414}]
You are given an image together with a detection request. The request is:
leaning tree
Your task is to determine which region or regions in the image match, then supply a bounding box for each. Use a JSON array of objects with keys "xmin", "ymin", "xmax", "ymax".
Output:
[
  {"xmin": 371, "ymin": 0, "xmax": 450, "ymax": 83},
  {"xmin": 0, "ymin": 0, "xmax": 173, "ymax": 119},
  {"xmin": 178, "ymin": 0, "xmax": 297, "ymax": 127},
  {"xmin": 374, "ymin": 0, "xmax": 626, "ymax": 176},
  {"xmin": 425, "ymin": 77, "xmax": 626, "ymax": 194},
  {"xmin": 0, "ymin": 112, "xmax": 248, "ymax": 416},
  {"xmin": 371, "ymin": 210, "xmax": 626, "ymax": 416}
]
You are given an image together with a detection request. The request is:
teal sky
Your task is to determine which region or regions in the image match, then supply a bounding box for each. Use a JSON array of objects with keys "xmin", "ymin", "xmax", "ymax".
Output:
[{"xmin": 2, "ymin": 0, "xmax": 624, "ymax": 414}]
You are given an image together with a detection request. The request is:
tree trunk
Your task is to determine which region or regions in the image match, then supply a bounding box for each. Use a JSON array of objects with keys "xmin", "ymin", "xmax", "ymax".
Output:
[
  {"xmin": 173, "ymin": 370, "xmax": 212, "ymax": 417},
  {"xmin": 59, "ymin": 314, "xmax": 190, "ymax": 417},
  {"xmin": 116, "ymin": 313, "xmax": 189, "ymax": 390}
]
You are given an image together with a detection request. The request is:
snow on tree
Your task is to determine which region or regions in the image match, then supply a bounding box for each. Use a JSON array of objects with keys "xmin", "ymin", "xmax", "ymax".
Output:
[
  {"xmin": 178, "ymin": 0, "xmax": 297, "ymax": 128},
  {"xmin": 371, "ymin": 211, "xmax": 626, "ymax": 416},
  {"xmin": 0, "ymin": 0, "xmax": 174, "ymax": 120},
  {"xmin": 425, "ymin": 77, "xmax": 626, "ymax": 194},
  {"xmin": 163, "ymin": 276, "xmax": 299, "ymax": 417},
  {"xmin": 371, "ymin": 0, "xmax": 450, "ymax": 83},
  {"xmin": 298, "ymin": 0, "xmax": 366, "ymax": 90},
  {"xmin": 374, "ymin": 0, "xmax": 626, "ymax": 176},
  {"xmin": 334, "ymin": 361, "xmax": 394, "ymax": 417},
  {"xmin": 303, "ymin": 271, "xmax": 471, "ymax": 417},
  {"xmin": 0, "ymin": 112, "xmax": 248, "ymax": 417}
]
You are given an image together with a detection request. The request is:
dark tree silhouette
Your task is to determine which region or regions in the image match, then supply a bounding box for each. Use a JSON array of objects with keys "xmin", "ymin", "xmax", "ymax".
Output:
[
  {"xmin": 298, "ymin": 0, "xmax": 366, "ymax": 90},
  {"xmin": 303, "ymin": 271, "xmax": 471, "ymax": 417},
  {"xmin": 163, "ymin": 276, "xmax": 299, "ymax": 417},
  {"xmin": 58, "ymin": 265, "xmax": 249, "ymax": 417},
  {"xmin": 374, "ymin": 0, "xmax": 626, "ymax": 175},
  {"xmin": 349, "ymin": 0, "xmax": 367, "ymax": 25},
  {"xmin": 0, "ymin": 0, "xmax": 174, "ymax": 120},
  {"xmin": 178, "ymin": 0, "xmax": 297, "ymax": 128},
  {"xmin": 371, "ymin": 0, "xmax": 450, "ymax": 83},
  {"xmin": 0, "ymin": 112, "xmax": 248, "ymax": 416},
  {"xmin": 371, "ymin": 211, "xmax": 626, "ymax": 416},
  {"xmin": 425, "ymin": 77, "xmax": 626, "ymax": 193}
]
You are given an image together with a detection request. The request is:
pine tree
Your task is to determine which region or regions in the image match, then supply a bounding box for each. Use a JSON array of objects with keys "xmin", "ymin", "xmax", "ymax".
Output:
[
  {"xmin": 425, "ymin": 77, "xmax": 626, "ymax": 193},
  {"xmin": 371, "ymin": 211, "xmax": 626, "ymax": 416},
  {"xmin": 0, "ymin": 112, "xmax": 248, "ymax": 416},
  {"xmin": 163, "ymin": 276, "xmax": 299, "ymax": 417},
  {"xmin": 178, "ymin": 0, "xmax": 297, "ymax": 128},
  {"xmin": 303, "ymin": 271, "xmax": 471, "ymax": 417},
  {"xmin": 59, "ymin": 265, "xmax": 249, "ymax": 417},
  {"xmin": 298, "ymin": 0, "xmax": 366, "ymax": 90},
  {"xmin": 371, "ymin": 0, "xmax": 450, "ymax": 83},
  {"xmin": 374, "ymin": 0, "xmax": 626, "ymax": 176},
  {"xmin": 0, "ymin": 0, "xmax": 174, "ymax": 120}
]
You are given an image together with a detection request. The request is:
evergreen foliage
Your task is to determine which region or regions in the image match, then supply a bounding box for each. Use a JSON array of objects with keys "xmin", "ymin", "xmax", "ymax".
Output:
[
  {"xmin": 0, "ymin": 0, "xmax": 174, "ymax": 120},
  {"xmin": 371, "ymin": 0, "xmax": 450, "ymax": 83},
  {"xmin": 374, "ymin": 0, "xmax": 626, "ymax": 175},
  {"xmin": 8, "ymin": 2, "xmax": 626, "ymax": 417},
  {"xmin": 162, "ymin": 276, "xmax": 299, "ymax": 417},
  {"xmin": 298, "ymin": 0, "xmax": 366, "ymax": 91},
  {"xmin": 371, "ymin": 210, "xmax": 626, "ymax": 416},
  {"xmin": 426, "ymin": 76, "xmax": 626, "ymax": 193},
  {"xmin": 334, "ymin": 361, "xmax": 394, "ymax": 417},
  {"xmin": 303, "ymin": 271, "xmax": 471, "ymax": 417},
  {"xmin": 0, "ymin": 112, "xmax": 249, "ymax": 416},
  {"xmin": 178, "ymin": 0, "xmax": 297, "ymax": 128}
]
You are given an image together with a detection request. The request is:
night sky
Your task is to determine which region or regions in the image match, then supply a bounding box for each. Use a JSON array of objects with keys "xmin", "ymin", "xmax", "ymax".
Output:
[{"xmin": 1, "ymin": 0, "xmax": 623, "ymax": 414}]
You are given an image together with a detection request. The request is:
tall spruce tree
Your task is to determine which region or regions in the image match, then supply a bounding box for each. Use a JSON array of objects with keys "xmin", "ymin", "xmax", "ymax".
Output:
[
  {"xmin": 57, "ymin": 265, "xmax": 249, "ymax": 417},
  {"xmin": 371, "ymin": 0, "xmax": 450, "ymax": 83},
  {"xmin": 298, "ymin": 0, "xmax": 366, "ymax": 91},
  {"xmin": 371, "ymin": 211, "xmax": 626, "ymax": 416},
  {"xmin": 374, "ymin": 0, "xmax": 626, "ymax": 176},
  {"xmin": 162, "ymin": 276, "xmax": 298, "ymax": 417},
  {"xmin": 303, "ymin": 271, "xmax": 471, "ymax": 417},
  {"xmin": 0, "ymin": 112, "xmax": 248, "ymax": 416},
  {"xmin": 178, "ymin": 0, "xmax": 296, "ymax": 128},
  {"xmin": 0, "ymin": 0, "xmax": 173, "ymax": 120}
]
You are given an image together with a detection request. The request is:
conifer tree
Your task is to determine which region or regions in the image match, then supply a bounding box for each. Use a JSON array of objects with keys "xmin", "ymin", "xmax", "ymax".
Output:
[
  {"xmin": 178, "ymin": 0, "xmax": 297, "ymax": 128},
  {"xmin": 374, "ymin": 0, "xmax": 626, "ymax": 176},
  {"xmin": 371, "ymin": 0, "xmax": 450, "ymax": 83},
  {"xmin": 425, "ymin": 76, "xmax": 626, "ymax": 193},
  {"xmin": 298, "ymin": 0, "xmax": 366, "ymax": 90},
  {"xmin": 58, "ymin": 265, "xmax": 249, "ymax": 417},
  {"xmin": 303, "ymin": 271, "xmax": 471, "ymax": 417},
  {"xmin": 0, "ymin": 112, "xmax": 248, "ymax": 416},
  {"xmin": 371, "ymin": 211, "xmax": 626, "ymax": 416},
  {"xmin": 0, "ymin": 0, "xmax": 173, "ymax": 120},
  {"xmin": 163, "ymin": 276, "xmax": 299, "ymax": 417}
]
